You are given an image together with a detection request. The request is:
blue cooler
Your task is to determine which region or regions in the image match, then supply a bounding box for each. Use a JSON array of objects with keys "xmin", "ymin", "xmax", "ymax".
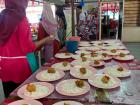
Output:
[{"xmin": 66, "ymin": 41, "xmax": 78, "ymax": 53}]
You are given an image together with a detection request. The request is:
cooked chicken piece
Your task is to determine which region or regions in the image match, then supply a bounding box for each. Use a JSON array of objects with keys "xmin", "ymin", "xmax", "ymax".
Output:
[
  {"xmin": 119, "ymin": 53, "xmax": 125, "ymax": 57},
  {"xmin": 102, "ymin": 53, "xmax": 108, "ymax": 57},
  {"xmin": 81, "ymin": 57, "xmax": 87, "ymax": 62},
  {"xmin": 75, "ymin": 80, "xmax": 84, "ymax": 88},
  {"xmin": 65, "ymin": 52, "xmax": 70, "ymax": 56},
  {"xmin": 80, "ymin": 67, "xmax": 87, "ymax": 74},
  {"xmin": 117, "ymin": 67, "xmax": 124, "ymax": 72},
  {"xmin": 48, "ymin": 67, "xmax": 56, "ymax": 73},
  {"xmin": 111, "ymin": 49, "xmax": 117, "ymax": 53},
  {"xmin": 63, "ymin": 62, "xmax": 68, "ymax": 67},
  {"xmin": 101, "ymin": 75, "xmax": 110, "ymax": 84},
  {"xmin": 80, "ymin": 53, "xmax": 85, "ymax": 57},
  {"xmin": 26, "ymin": 84, "xmax": 36, "ymax": 93},
  {"xmin": 91, "ymin": 53, "xmax": 98, "ymax": 57},
  {"xmin": 94, "ymin": 60, "xmax": 100, "ymax": 65},
  {"xmin": 64, "ymin": 103, "xmax": 70, "ymax": 105},
  {"xmin": 22, "ymin": 104, "xmax": 30, "ymax": 105}
]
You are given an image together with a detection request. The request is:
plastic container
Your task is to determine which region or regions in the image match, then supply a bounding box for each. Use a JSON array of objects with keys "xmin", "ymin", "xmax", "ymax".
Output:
[
  {"xmin": 69, "ymin": 36, "xmax": 81, "ymax": 42},
  {"xmin": 66, "ymin": 40, "xmax": 78, "ymax": 53}
]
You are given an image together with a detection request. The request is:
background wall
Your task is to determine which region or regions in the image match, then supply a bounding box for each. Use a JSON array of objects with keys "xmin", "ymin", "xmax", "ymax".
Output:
[
  {"xmin": 122, "ymin": 27, "xmax": 140, "ymax": 42},
  {"xmin": 122, "ymin": 0, "xmax": 140, "ymax": 42}
]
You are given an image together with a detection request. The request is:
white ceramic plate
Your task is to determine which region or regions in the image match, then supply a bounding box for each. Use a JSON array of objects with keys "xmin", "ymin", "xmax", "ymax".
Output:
[
  {"xmin": 71, "ymin": 59, "xmax": 91, "ymax": 66},
  {"xmin": 53, "ymin": 100, "xmax": 83, "ymax": 105},
  {"xmin": 104, "ymin": 65, "xmax": 131, "ymax": 78},
  {"xmin": 8, "ymin": 100, "xmax": 42, "ymax": 105},
  {"xmin": 56, "ymin": 79, "xmax": 90, "ymax": 96},
  {"xmin": 70, "ymin": 65, "xmax": 97, "ymax": 79},
  {"xmin": 114, "ymin": 55, "xmax": 134, "ymax": 61},
  {"xmin": 88, "ymin": 74, "xmax": 121, "ymax": 89},
  {"xmin": 36, "ymin": 70, "xmax": 65, "ymax": 82},
  {"xmin": 17, "ymin": 82, "xmax": 54, "ymax": 100},
  {"xmin": 52, "ymin": 62, "xmax": 71, "ymax": 71},
  {"xmin": 55, "ymin": 53, "xmax": 72, "ymax": 59},
  {"xmin": 75, "ymin": 50, "xmax": 91, "ymax": 55}
]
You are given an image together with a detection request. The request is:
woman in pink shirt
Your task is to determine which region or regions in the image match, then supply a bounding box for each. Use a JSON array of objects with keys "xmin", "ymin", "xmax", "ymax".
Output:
[{"xmin": 0, "ymin": 0, "xmax": 54, "ymax": 97}]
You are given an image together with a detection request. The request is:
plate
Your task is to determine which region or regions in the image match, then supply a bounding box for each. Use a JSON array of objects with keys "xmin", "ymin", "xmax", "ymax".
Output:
[
  {"xmin": 70, "ymin": 66, "xmax": 96, "ymax": 79},
  {"xmin": 79, "ymin": 43, "xmax": 91, "ymax": 47},
  {"xmin": 71, "ymin": 59, "xmax": 91, "ymax": 66},
  {"xmin": 56, "ymin": 79, "xmax": 90, "ymax": 96},
  {"xmin": 107, "ymin": 50, "xmax": 120, "ymax": 56},
  {"xmin": 53, "ymin": 101, "xmax": 83, "ymax": 105},
  {"xmin": 72, "ymin": 54, "xmax": 85, "ymax": 60},
  {"xmin": 36, "ymin": 70, "xmax": 65, "ymax": 82},
  {"xmin": 88, "ymin": 74, "xmax": 121, "ymax": 89},
  {"xmin": 101, "ymin": 55, "xmax": 112, "ymax": 61},
  {"xmin": 79, "ymin": 41, "xmax": 90, "ymax": 44},
  {"xmin": 75, "ymin": 50, "xmax": 91, "ymax": 55},
  {"xmin": 85, "ymin": 47, "xmax": 101, "ymax": 51},
  {"xmin": 90, "ymin": 60, "xmax": 105, "ymax": 67},
  {"xmin": 8, "ymin": 100, "xmax": 42, "ymax": 105},
  {"xmin": 104, "ymin": 65, "xmax": 131, "ymax": 78},
  {"xmin": 115, "ymin": 46, "xmax": 126, "ymax": 50},
  {"xmin": 52, "ymin": 62, "xmax": 71, "ymax": 71},
  {"xmin": 78, "ymin": 47, "xmax": 100, "ymax": 51},
  {"xmin": 17, "ymin": 82, "xmax": 54, "ymax": 100},
  {"xmin": 78, "ymin": 47, "xmax": 87, "ymax": 50},
  {"xmin": 114, "ymin": 55, "xmax": 134, "ymax": 61},
  {"xmin": 55, "ymin": 53, "xmax": 72, "ymax": 59},
  {"xmin": 95, "ymin": 51, "xmax": 112, "ymax": 61},
  {"xmin": 84, "ymin": 54, "xmax": 103, "ymax": 61},
  {"xmin": 117, "ymin": 50, "xmax": 130, "ymax": 54}
]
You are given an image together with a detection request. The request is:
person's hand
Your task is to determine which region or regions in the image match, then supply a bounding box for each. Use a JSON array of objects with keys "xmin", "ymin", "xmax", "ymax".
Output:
[{"xmin": 46, "ymin": 35, "xmax": 55, "ymax": 44}]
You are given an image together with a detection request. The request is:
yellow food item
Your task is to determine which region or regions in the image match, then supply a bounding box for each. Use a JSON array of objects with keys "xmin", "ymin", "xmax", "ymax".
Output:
[
  {"xmin": 80, "ymin": 53, "xmax": 85, "ymax": 57},
  {"xmin": 65, "ymin": 52, "xmax": 70, "ymax": 56},
  {"xmin": 98, "ymin": 43, "xmax": 103, "ymax": 46},
  {"xmin": 22, "ymin": 104, "xmax": 29, "ymax": 105},
  {"xmin": 119, "ymin": 53, "xmax": 125, "ymax": 57},
  {"xmin": 48, "ymin": 67, "xmax": 56, "ymax": 73},
  {"xmin": 80, "ymin": 67, "xmax": 87, "ymax": 74},
  {"xmin": 101, "ymin": 75, "xmax": 110, "ymax": 84},
  {"xmin": 117, "ymin": 67, "xmax": 124, "ymax": 72},
  {"xmin": 102, "ymin": 53, "xmax": 108, "ymax": 57},
  {"xmin": 26, "ymin": 84, "xmax": 36, "ymax": 93},
  {"xmin": 94, "ymin": 60, "xmax": 100, "ymax": 65},
  {"xmin": 81, "ymin": 57, "xmax": 87, "ymax": 62},
  {"xmin": 91, "ymin": 53, "xmax": 98, "ymax": 57},
  {"xmin": 111, "ymin": 49, "xmax": 117, "ymax": 53},
  {"xmin": 63, "ymin": 62, "xmax": 68, "ymax": 67},
  {"xmin": 64, "ymin": 103, "xmax": 70, "ymax": 105},
  {"xmin": 75, "ymin": 80, "xmax": 84, "ymax": 88}
]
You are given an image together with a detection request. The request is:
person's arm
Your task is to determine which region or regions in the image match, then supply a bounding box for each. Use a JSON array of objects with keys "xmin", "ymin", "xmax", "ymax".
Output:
[{"xmin": 34, "ymin": 35, "xmax": 54, "ymax": 49}]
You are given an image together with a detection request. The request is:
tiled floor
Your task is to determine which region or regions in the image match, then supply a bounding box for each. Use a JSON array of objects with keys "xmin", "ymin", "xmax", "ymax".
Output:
[{"xmin": 125, "ymin": 42, "xmax": 140, "ymax": 61}]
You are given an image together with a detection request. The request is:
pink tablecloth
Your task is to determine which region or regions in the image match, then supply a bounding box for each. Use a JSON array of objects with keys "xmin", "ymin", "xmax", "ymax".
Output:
[{"xmin": 1, "ymin": 40, "xmax": 140, "ymax": 105}]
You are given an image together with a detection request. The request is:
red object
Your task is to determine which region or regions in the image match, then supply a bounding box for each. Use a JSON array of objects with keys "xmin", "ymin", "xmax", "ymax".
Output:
[
  {"xmin": 53, "ymin": 40, "xmax": 61, "ymax": 55},
  {"xmin": 102, "ymin": 2, "xmax": 119, "ymax": 12},
  {"xmin": 110, "ymin": 19, "xmax": 117, "ymax": 29},
  {"xmin": 37, "ymin": 22, "xmax": 49, "ymax": 51},
  {"xmin": 0, "ymin": 17, "xmax": 36, "ymax": 83},
  {"xmin": 69, "ymin": 36, "xmax": 81, "ymax": 42}
]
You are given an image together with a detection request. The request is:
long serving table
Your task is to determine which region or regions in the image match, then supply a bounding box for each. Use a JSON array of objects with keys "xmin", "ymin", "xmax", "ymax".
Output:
[{"xmin": 1, "ymin": 40, "xmax": 140, "ymax": 105}]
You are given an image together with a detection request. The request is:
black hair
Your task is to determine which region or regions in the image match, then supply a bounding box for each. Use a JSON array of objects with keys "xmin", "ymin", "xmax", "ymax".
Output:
[
  {"xmin": 55, "ymin": 7, "xmax": 67, "ymax": 30},
  {"xmin": 77, "ymin": 5, "xmax": 82, "ymax": 9}
]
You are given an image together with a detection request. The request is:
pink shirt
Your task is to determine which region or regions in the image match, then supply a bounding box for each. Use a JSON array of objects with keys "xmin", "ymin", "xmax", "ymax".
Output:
[{"xmin": 0, "ymin": 17, "xmax": 36, "ymax": 83}]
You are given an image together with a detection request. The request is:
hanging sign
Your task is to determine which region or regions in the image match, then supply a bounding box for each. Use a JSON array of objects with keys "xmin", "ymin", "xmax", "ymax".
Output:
[{"xmin": 101, "ymin": 2, "xmax": 119, "ymax": 13}]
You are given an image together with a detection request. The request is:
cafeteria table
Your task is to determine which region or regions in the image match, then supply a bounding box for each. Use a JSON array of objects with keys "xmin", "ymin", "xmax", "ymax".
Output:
[{"xmin": 1, "ymin": 40, "xmax": 140, "ymax": 105}]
